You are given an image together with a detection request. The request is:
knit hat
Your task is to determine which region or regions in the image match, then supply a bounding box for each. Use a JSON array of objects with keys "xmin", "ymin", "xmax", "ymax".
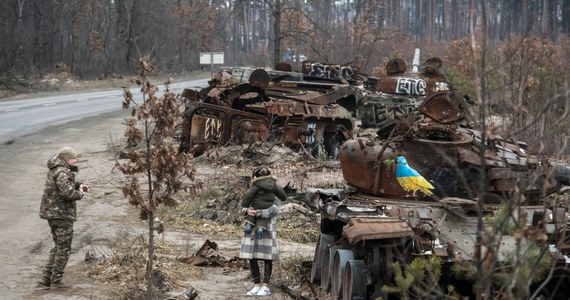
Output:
[
  {"xmin": 252, "ymin": 166, "xmax": 271, "ymax": 178},
  {"xmin": 58, "ymin": 147, "xmax": 77, "ymax": 161}
]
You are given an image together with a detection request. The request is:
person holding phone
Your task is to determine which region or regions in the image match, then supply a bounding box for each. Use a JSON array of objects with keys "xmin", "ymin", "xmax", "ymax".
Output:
[{"xmin": 37, "ymin": 147, "xmax": 90, "ymax": 290}]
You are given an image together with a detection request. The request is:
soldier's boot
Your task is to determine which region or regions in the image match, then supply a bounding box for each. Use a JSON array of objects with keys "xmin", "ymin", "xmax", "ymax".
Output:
[
  {"xmin": 36, "ymin": 276, "xmax": 51, "ymax": 289},
  {"xmin": 50, "ymin": 281, "xmax": 71, "ymax": 290}
]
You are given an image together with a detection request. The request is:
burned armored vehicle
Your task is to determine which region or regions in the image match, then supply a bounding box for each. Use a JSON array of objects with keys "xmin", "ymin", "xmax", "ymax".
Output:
[
  {"xmin": 307, "ymin": 90, "xmax": 570, "ymax": 299},
  {"xmin": 177, "ymin": 68, "xmax": 355, "ymax": 158},
  {"xmin": 357, "ymin": 49, "xmax": 451, "ymax": 131},
  {"xmin": 298, "ymin": 48, "xmax": 453, "ymax": 133}
]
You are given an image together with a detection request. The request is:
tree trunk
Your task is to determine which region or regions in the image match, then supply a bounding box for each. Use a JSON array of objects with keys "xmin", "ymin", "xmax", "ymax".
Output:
[
  {"xmin": 127, "ymin": 0, "xmax": 141, "ymax": 74},
  {"xmin": 273, "ymin": 0, "xmax": 281, "ymax": 67},
  {"xmin": 521, "ymin": 0, "xmax": 528, "ymax": 34},
  {"xmin": 145, "ymin": 119, "xmax": 155, "ymax": 299},
  {"xmin": 542, "ymin": 0, "xmax": 548, "ymax": 34},
  {"xmin": 427, "ymin": 0, "xmax": 434, "ymax": 44},
  {"xmin": 148, "ymin": 211, "xmax": 155, "ymax": 298},
  {"xmin": 32, "ymin": 0, "xmax": 43, "ymax": 78},
  {"xmin": 114, "ymin": 0, "xmax": 131, "ymax": 74}
]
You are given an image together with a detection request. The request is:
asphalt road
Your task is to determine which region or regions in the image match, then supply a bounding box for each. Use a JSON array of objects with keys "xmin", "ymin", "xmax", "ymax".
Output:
[{"xmin": 0, "ymin": 78, "xmax": 209, "ymax": 144}]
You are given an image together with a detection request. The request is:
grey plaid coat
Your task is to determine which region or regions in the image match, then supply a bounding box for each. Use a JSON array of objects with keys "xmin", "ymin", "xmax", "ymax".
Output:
[{"xmin": 239, "ymin": 200, "xmax": 281, "ymax": 260}]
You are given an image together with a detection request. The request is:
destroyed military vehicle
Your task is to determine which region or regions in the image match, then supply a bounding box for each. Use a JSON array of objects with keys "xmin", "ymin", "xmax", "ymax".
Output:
[
  {"xmin": 177, "ymin": 68, "xmax": 356, "ymax": 159},
  {"xmin": 176, "ymin": 48, "xmax": 452, "ymax": 160},
  {"xmin": 298, "ymin": 48, "xmax": 452, "ymax": 135},
  {"xmin": 356, "ymin": 49, "xmax": 451, "ymax": 132},
  {"xmin": 306, "ymin": 85, "xmax": 570, "ymax": 298}
]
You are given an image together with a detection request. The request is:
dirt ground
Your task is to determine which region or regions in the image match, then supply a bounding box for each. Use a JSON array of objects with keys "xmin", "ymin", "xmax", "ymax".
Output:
[{"xmin": 0, "ymin": 109, "xmax": 332, "ymax": 300}]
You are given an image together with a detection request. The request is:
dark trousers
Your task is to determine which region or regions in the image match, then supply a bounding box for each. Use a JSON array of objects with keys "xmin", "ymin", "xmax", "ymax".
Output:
[
  {"xmin": 43, "ymin": 219, "xmax": 74, "ymax": 282},
  {"xmin": 249, "ymin": 258, "xmax": 273, "ymax": 284}
]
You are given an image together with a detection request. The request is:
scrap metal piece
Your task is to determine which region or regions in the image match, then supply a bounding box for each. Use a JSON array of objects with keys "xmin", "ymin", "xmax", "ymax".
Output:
[
  {"xmin": 419, "ymin": 90, "xmax": 468, "ymax": 124},
  {"xmin": 342, "ymin": 218, "xmax": 414, "ymax": 245}
]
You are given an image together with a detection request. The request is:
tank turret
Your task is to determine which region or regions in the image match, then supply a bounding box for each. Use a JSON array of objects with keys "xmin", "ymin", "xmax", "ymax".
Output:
[
  {"xmin": 341, "ymin": 90, "xmax": 560, "ymax": 203},
  {"xmin": 357, "ymin": 49, "xmax": 451, "ymax": 131}
]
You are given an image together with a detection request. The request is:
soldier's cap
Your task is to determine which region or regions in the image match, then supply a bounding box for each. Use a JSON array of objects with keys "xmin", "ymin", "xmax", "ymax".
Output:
[{"xmin": 58, "ymin": 147, "xmax": 77, "ymax": 161}]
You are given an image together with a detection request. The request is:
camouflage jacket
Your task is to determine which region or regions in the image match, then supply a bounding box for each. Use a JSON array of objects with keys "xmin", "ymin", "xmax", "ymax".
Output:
[{"xmin": 39, "ymin": 154, "xmax": 84, "ymax": 221}]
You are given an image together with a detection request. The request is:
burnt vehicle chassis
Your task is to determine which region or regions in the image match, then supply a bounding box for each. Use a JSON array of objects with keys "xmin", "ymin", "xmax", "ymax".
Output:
[
  {"xmin": 306, "ymin": 90, "xmax": 570, "ymax": 299},
  {"xmin": 178, "ymin": 69, "xmax": 355, "ymax": 159}
]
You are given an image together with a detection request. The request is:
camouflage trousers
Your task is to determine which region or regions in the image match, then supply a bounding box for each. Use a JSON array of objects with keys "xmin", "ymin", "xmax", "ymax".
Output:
[{"xmin": 42, "ymin": 219, "xmax": 74, "ymax": 283}]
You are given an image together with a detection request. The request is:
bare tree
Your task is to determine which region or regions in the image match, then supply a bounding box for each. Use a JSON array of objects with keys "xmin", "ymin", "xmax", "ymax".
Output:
[{"xmin": 119, "ymin": 57, "xmax": 195, "ymax": 298}]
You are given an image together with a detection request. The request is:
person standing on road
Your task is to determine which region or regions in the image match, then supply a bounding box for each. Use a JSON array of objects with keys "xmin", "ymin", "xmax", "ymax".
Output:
[
  {"xmin": 37, "ymin": 147, "xmax": 89, "ymax": 290},
  {"xmin": 239, "ymin": 166, "xmax": 287, "ymax": 297}
]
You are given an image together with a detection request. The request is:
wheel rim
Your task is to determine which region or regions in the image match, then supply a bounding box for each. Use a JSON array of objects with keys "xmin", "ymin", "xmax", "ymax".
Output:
[
  {"xmin": 311, "ymin": 233, "xmax": 335, "ymax": 283},
  {"xmin": 343, "ymin": 260, "xmax": 367, "ymax": 300},
  {"xmin": 320, "ymin": 245, "xmax": 342, "ymax": 291},
  {"xmin": 332, "ymin": 249, "xmax": 355, "ymax": 298}
]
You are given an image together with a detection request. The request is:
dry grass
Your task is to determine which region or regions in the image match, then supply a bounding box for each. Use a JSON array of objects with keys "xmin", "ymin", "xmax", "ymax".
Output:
[
  {"xmin": 84, "ymin": 231, "xmax": 202, "ymax": 299},
  {"xmin": 273, "ymin": 254, "xmax": 310, "ymax": 285},
  {"xmin": 158, "ymin": 167, "xmax": 322, "ymax": 244},
  {"xmin": 158, "ymin": 178, "xmax": 245, "ymax": 238},
  {"xmin": 278, "ymin": 215, "xmax": 320, "ymax": 244},
  {"xmin": 272, "ymin": 254, "xmax": 337, "ymax": 299}
]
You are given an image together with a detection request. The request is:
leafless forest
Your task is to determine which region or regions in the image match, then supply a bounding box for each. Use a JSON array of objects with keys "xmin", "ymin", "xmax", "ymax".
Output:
[
  {"xmin": 1, "ymin": 1, "xmax": 569, "ymax": 76},
  {"xmin": 1, "ymin": 0, "xmax": 568, "ymax": 158}
]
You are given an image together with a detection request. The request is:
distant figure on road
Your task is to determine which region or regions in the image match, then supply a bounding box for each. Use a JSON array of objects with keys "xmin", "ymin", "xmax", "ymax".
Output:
[
  {"xmin": 37, "ymin": 147, "xmax": 90, "ymax": 290},
  {"xmin": 283, "ymin": 48, "xmax": 292, "ymax": 62}
]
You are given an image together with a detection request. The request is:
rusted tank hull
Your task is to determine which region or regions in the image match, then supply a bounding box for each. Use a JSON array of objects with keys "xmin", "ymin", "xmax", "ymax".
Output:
[
  {"xmin": 338, "ymin": 139, "xmax": 401, "ymax": 196},
  {"xmin": 179, "ymin": 69, "xmax": 355, "ymax": 158},
  {"xmin": 178, "ymin": 102, "xmax": 271, "ymax": 155},
  {"xmin": 340, "ymin": 132, "xmax": 557, "ymax": 202}
]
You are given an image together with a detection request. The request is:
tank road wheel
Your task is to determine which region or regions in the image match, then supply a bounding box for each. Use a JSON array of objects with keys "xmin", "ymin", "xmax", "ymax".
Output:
[
  {"xmin": 343, "ymin": 260, "xmax": 367, "ymax": 300},
  {"xmin": 321, "ymin": 245, "xmax": 343, "ymax": 292},
  {"xmin": 369, "ymin": 242, "xmax": 401, "ymax": 299},
  {"xmin": 311, "ymin": 233, "xmax": 336, "ymax": 283},
  {"xmin": 332, "ymin": 249, "xmax": 355, "ymax": 299}
]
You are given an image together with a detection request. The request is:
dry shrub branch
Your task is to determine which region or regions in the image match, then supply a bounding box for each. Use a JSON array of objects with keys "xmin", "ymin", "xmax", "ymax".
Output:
[{"xmin": 117, "ymin": 56, "xmax": 196, "ymax": 298}]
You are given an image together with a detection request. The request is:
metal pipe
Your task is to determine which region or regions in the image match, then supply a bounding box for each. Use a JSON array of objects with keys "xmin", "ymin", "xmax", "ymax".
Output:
[{"xmin": 412, "ymin": 48, "xmax": 421, "ymax": 72}]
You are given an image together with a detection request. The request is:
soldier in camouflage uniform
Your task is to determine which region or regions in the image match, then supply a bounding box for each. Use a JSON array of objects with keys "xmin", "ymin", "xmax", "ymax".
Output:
[{"xmin": 37, "ymin": 147, "xmax": 89, "ymax": 290}]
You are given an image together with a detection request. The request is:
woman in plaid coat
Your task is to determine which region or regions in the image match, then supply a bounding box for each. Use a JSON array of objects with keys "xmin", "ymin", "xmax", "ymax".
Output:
[{"xmin": 239, "ymin": 166, "xmax": 286, "ymax": 297}]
